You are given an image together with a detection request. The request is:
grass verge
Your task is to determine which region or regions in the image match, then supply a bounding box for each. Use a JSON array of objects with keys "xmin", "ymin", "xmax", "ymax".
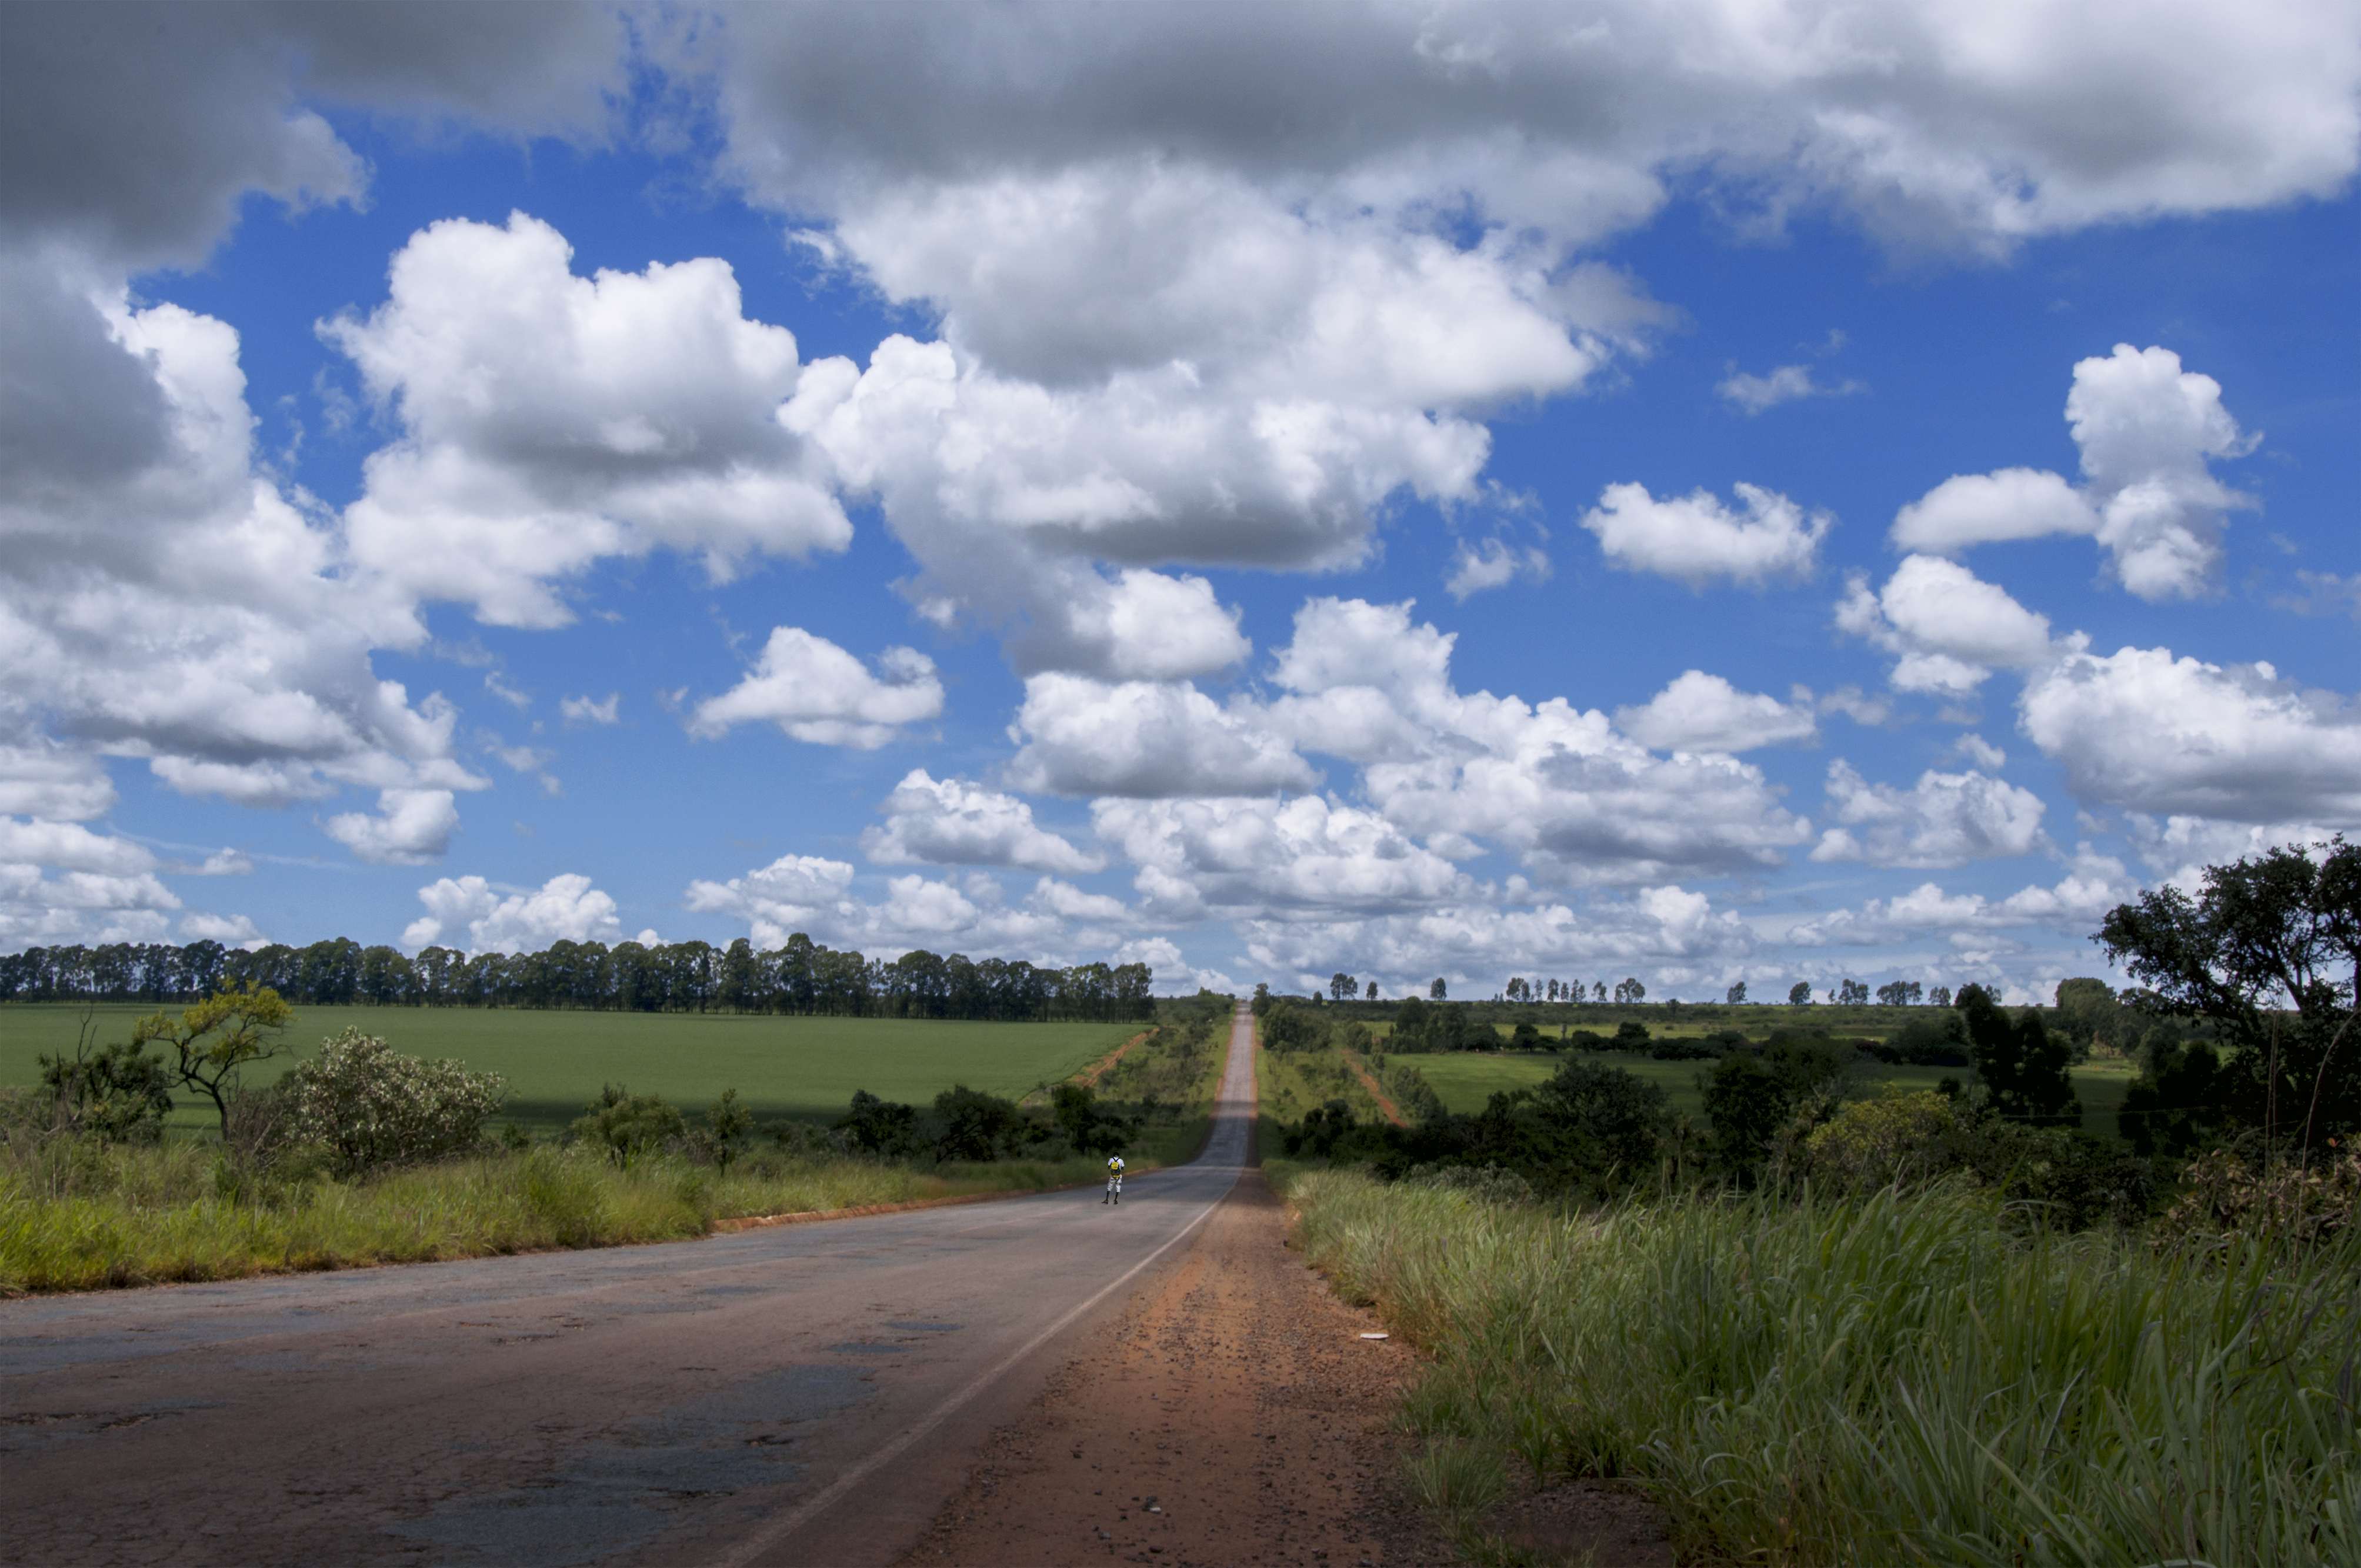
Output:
[
  {"xmin": 1, "ymin": 1019, "xmax": 1230, "ymax": 1296},
  {"xmin": 1280, "ymin": 1166, "xmax": 2359, "ymax": 1567}
]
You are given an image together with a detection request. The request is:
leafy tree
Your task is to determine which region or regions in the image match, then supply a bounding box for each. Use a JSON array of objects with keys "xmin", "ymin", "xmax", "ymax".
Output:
[
  {"xmin": 1260, "ymin": 1002, "xmax": 1327, "ymax": 1052},
  {"xmin": 1330, "ymin": 971, "xmax": 1355, "ymax": 1002},
  {"xmin": 1928, "ymin": 984, "xmax": 1953, "ymax": 1008},
  {"xmin": 927, "ymin": 1083, "xmax": 1029, "ymax": 1162},
  {"xmin": 2098, "ymin": 836, "xmax": 2360, "ymax": 1147},
  {"xmin": 129, "ymin": 985, "xmax": 294, "ymax": 1137},
  {"xmin": 1430, "ymin": 976, "xmax": 1448, "ymax": 1000},
  {"xmin": 1836, "ymin": 978, "xmax": 1870, "ymax": 1006},
  {"xmin": 1052, "ymin": 1082, "xmax": 1131, "ymax": 1156},
  {"xmin": 837, "ymin": 1088, "xmax": 919, "ymax": 1156},
  {"xmin": 572, "ymin": 1084, "xmax": 686, "ymax": 1167},
  {"xmin": 1363, "ymin": 979, "xmax": 1378, "ymax": 1002},
  {"xmin": 1873, "ymin": 980, "xmax": 1924, "ymax": 1006},
  {"xmin": 1788, "ymin": 981, "xmax": 1812, "ymax": 1006},
  {"xmin": 1725, "ymin": 980, "xmax": 1748, "ymax": 1005},
  {"xmin": 2051, "ymin": 978, "xmax": 2117, "ymax": 1062},
  {"xmin": 284, "ymin": 1030, "xmax": 509, "ymax": 1177},
  {"xmin": 1956, "ymin": 985, "xmax": 2080, "ymax": 1126},
  {"xmin": 38, "ymin": 1033, "xmax": 174, "ymax": 1142},
  {"xmin": 1509, "ymin": 1021, "xmax": 1543, "ymax": 1049},
  {"xmin": 1613, "ymin": 976, "xmax": 1645, "ymax": 1004}
]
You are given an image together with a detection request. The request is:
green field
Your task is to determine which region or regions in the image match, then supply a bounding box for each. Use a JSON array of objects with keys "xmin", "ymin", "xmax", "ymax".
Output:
[
  {"xmin": 0, "ymin": 1003, "xmax": 1142, "ymax": 1133},
  {"xmin": 1403, "ymin": 1049, "xmax": 2139, "ymax": 1137}
]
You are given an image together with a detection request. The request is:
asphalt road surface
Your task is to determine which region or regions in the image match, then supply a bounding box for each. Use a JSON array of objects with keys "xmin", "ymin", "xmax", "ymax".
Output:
[{"xmin": 1, "ymin": 1005, "xmax": 1259, "ymax": 1567}]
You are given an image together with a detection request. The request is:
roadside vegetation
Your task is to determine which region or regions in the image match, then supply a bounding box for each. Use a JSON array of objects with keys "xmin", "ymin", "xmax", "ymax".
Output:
[
  {"xmin": 0, "ymin": 991, "xmax": 1232, "ymax": 1295},
  {"xmin": 1269, "ymin": 839, "xmax": 2359, "ymax": 1565}
]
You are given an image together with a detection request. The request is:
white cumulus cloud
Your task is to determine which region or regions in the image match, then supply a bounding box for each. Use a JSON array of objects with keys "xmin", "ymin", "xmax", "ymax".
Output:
[
  {"xmin": 1615, "ymin": 671, "xmax": 1818, "ymax": 753},
  {"xmin": 1837, "ymin": 555, "xmax": 2063, "ymax": 695},
  {"xmin": 863, "ymin": 770, "xmax": 1105, "ymax": 874},
  {"xmin": 1890, "ymin": 345, "xmax": 2253, "ymax": 600},
  {"xmin": 403, "ymin": 871, "xmax": 641, "ymax": 952},
  {"xmin": 1007, "ymin": 674, "xmax": 1316, "ymax": 798},
  {"xmin": 1809, "ymin": 760, "xmax": 2049, "ymax": 868},
  {"xmin": 690, "ymin": 628, "xmax": 943, "ymax": 749},
  {"xmin": 2019, "ymin": 646, "xmax": 2361, "ymax": 826},
  {"xmin": 323, "ymin": 788, "xmax": 461, "ymax": 866},
  {"xmin": 328, "ymin": 212, "xmax": 852, "ymax": 629},
  {"xmin": 1578, "ymin": 482, "xmax": 1832, "ymax": 587}
]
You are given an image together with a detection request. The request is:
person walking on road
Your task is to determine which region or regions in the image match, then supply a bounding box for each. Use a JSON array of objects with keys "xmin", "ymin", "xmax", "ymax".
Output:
[{"xmin": 1103, "ymin": 1154, "xmax": 1125, "ymax": 1205}]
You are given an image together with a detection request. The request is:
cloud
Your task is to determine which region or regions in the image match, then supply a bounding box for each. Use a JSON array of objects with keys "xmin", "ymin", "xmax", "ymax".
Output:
[
  {"xmin": 1267, "ymin": 598, "xmax": 1812, "ymax": 885},
  {"xmin": 403, "ymin": 871, "xmax": 635, "ymax": 952},
  {"xmin": 1578, "ymin": 482, "xmax": 1831, "ymax": 586},
  {"xmin": 863, "ymin": 769, "xmax": 1105, "ymax": 873},
  {"xmin": 689, "ymin": 627, "xmax": 943, "ymax": 749},
  {"xmin": 561, "ymin": 692, "xmax": 622, "ymax": 726},
  {"xmin": 0, "ymin": 281, "xmax": 486, "ymax": 823},
  {"xmin": 0, "ymin": 817, "xmax": 158, "ymax": 877},
  {"xmin": 179, "ymin": 911, "xmax": 266, "ymax": 946},
  {"xmin": 1007, "ymin": 675, "xmax": 1316, "ymax": 798},
  {"xmin": 1615, "ymin": 670, "xmax": 1818, "ymax": 753},
  {"xmin": 1836, "ymin": 555, "xmax": 2062, "ymax": 695},
  {"xmin": 1809, "ymin": 760, "xmax": 2048, "ymax": 868},
  {"xmin": 327, "ymin": 213, "xmax": 852, "ymax": 629},
  {"xmin": 323, "ymin": 788, "xmax": 461, "ymax": 866},
  {"xmin": 2018, "ymin": 646, "xmax": 2361, "ymax": 826},
  {"xmin": 1008, "ymin": 568, "xmax": 1252, "ymax": 681},
  {"xmin": 1092, "ymin": 795, "xmax": 1473, "ymax": 920},
  {"xmin": 683, "ymin": 854, "xmax": 1078, "ymax": 956},
  {"xmin": 1717, "ymin": 364, "xmax": 1863, "ymax": 415},
  {"xmin": 1890, "ymin": 345, "xmax": 2253, "ymax": 600},
  {"xmin": 1445, "ymin": 537, "xmax": 1552, "ymax": 600},
  {"xmin": 1232, "ymin": 885, "xmax": 1757, "ymax": 994},
  {"xmin": 1789, "ymin": 849, "xmax": 2139, "ymax": 948}
]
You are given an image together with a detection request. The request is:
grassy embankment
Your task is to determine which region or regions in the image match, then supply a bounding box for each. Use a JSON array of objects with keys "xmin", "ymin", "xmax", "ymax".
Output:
[
  {"xmin": 0, "ymin": 1008, "xmax": 1227, "ymax": 1295},
  {"xmin": 1281, "ymin": 1168, "xmax": 2358, "ymax": 1567}
]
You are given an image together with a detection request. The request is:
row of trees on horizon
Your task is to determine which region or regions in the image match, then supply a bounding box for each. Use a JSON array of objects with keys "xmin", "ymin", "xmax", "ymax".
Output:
[
  {"xmin": 0, "ymin": 936, "xmax": 1156, "ymax": 1022},
  {"xmin": 1317, "ymin": 972, "xmax": 1972, "ymax": 1009}
]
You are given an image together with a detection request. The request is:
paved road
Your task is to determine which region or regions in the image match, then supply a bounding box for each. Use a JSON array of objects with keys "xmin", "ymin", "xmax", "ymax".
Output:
[{"xmin": 1, "ymin": 1006, "xmax": 1258, "ymax": 1567}]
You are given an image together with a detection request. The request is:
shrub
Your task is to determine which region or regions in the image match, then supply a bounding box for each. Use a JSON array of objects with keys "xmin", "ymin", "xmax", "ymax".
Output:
[
  {"xmin": 282, "ymin": 1030, "xmax": 508, "ymax": 1179},
  {"xmin": 1802, "ymin": 1089, "xmax": 1962, "ymax": 1190},
  {"xmin": 692, "ymin": 1087, "xmax": 754, "ymax": 1174},
  {"xmin": 924, "ymin": 1083, "xmax": 1036, "ymax": 1162},
  {"xmin": 837, "ymin": 1089, "xmax": 920, "ymax": 1156},
  {"xmin": 37, "ymin": 1039, "xmax": 174, "ymax": 1143},
  {"xmin": 2156, "ymin": 1142, "xmax": 2361, "ymax": 1251},
  {"xmin": 571, "ymin": 1083, "xmax": 685, "ymax": 1168},
  {"xmin": 1051, "ymin": 1082, "xmax": 1132, "ymax": 1156}
]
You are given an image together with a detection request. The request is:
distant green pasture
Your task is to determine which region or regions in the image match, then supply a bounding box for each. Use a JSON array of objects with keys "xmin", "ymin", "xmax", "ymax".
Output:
[
  {"xmin": 1402, "ymin": 1049, "xmax": 2139, "ymax": 1137},
  {"xmin": 0, "ymin": 1003, "xmax": 1139, "ymax": 1134}
]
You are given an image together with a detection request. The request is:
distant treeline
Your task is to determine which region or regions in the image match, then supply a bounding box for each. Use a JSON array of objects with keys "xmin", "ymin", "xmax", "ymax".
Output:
[{"xmin": 0, "ymin": 936, "xmax": 1155, "ymax": 1022}]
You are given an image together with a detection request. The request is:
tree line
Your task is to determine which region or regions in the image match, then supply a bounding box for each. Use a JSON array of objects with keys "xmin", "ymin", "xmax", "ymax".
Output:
[{"xmin": 0, "ymin": 935, "xmax": 1155, "ymax": 1022}]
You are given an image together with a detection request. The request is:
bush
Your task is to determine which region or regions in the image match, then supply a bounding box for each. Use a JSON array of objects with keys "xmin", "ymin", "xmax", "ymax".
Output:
[
  {"xmin": 1051, "ymin": 1082, "xmax": 1132, "ymax": 1156},
  {"xmin": 571, "ymin": 1083, "xmax": 685, "ymax": 1168},
  {"xmin": 924, "ymin": 1083, "xmax": 1038, "ymax": 1162},
  {"xmin": 37, "ymin": 1039, "xmax": 173, "ymax": 1143},
  {"xmin": 1802, "ymin": 1089, "xmax": 1962, "ymax": 1190},
  {"xmin": 2156, "ymin": 1143, "xmax": 2361, "ymax": 1251},
  {"xmin": 282, "ymin": 1030, "xmax": 508, "ymax": 1179},
  {"xmin": 837, "ymin": 1088, "xmax": 919, "ymax": 1156}
]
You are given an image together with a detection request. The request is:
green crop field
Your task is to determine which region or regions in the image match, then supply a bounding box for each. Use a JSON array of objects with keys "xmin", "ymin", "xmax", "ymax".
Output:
[
  {"xmin": 1404, "ymin": 1049, "xmax": 2139, "ymax": 1137},
  {"xmin": 0, "ymin": 1003, "xmax": 1143, "ymax": 1134}
]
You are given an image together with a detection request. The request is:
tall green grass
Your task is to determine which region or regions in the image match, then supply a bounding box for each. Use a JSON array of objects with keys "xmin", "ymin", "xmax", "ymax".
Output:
[
  {"xmin": 0, "ymin": 1142, "xmax": 1119, "ymax": 1294},
  {"xmin": 1285, "ymin": 1169, "xmax": 2359, "ymax": 1566}
]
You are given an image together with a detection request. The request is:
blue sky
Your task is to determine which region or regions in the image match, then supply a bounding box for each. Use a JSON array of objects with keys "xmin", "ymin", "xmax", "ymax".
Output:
[{"xmin": 4, "ymin": 2, "xmax": 2356, "ymax": 1003}]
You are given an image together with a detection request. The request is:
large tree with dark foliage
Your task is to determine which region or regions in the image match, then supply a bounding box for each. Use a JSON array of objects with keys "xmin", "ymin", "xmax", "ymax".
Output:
[
  {"xmin": 2097, "ymin": 836, "xmax": 2360, "ymax": 1150},
  {"xmin": 1956, "ymin": 984, "xmax": 2080, "ymax": 1127}
]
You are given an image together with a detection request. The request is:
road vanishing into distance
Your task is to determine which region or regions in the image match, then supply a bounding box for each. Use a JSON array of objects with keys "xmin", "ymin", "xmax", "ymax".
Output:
[{"xmin": 1, "ymin": 1006, "xmax": 1259, "ymax": 1567}]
